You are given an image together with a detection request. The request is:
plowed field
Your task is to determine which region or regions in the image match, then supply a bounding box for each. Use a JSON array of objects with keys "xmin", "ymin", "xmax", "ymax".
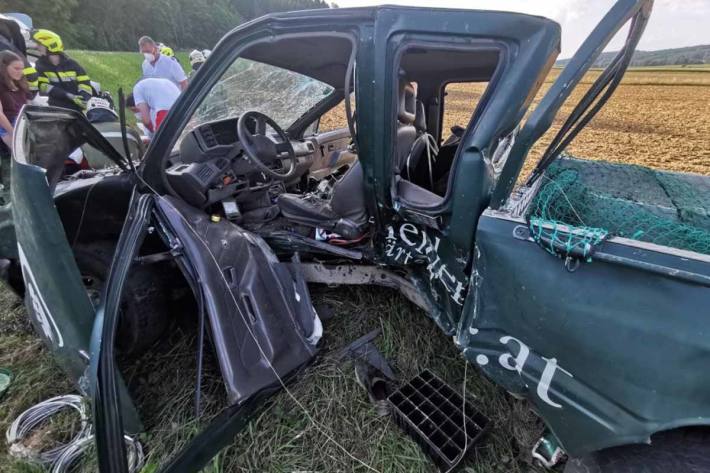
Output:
[{"xmin": 515, "ymin": 68, "xmax": 710, "ymax": 177}]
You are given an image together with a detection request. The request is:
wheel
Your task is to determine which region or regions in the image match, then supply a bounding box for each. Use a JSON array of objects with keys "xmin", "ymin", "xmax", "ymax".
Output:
[
  {"xmin": 564, "ymin": 428, "xmax": 710, "ymax": 473},
  {"xmin": 73, "ymin": 241, "xmax": 170, "ymax": 355}
]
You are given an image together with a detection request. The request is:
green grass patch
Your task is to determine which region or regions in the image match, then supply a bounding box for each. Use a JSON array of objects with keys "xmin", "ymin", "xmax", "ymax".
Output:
[
  {"xmin": 0, "ymin": 285, "xmax": 74, "ymax": 473},
  {"xmin": 0, "ymin": 282, "xmax": 548, "ymax": 472},
  {"xmin": 66, "ymin": 50, "xmax": 191, "ymax": 100}
]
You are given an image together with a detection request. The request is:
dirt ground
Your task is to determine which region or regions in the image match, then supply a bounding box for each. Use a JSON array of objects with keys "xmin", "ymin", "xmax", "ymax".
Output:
[
  {"xmin": 324, "ymin": 68, "xmax": 710, "ymax": 178},
  {"xmin": 521, "ymin": 68, "xmax": 710, "ymax": 177}
]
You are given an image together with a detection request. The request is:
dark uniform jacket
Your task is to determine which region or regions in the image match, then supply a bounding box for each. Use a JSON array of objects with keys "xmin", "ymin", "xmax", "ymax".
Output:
[{"xmin": 35, "ymin": 54, "xmax": 92, "ymax": 112}]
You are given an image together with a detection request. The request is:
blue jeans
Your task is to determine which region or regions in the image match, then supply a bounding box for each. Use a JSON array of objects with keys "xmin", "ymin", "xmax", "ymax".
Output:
[{"xmin": 0, "ymin": 117, "xmax": 15, "ymax": 138}]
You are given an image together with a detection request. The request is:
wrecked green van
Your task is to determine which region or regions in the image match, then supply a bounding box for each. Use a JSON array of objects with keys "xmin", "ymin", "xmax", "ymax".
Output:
[{"xmin": 9, "ymin": 0, "xmax": 710, "ymax": 471}]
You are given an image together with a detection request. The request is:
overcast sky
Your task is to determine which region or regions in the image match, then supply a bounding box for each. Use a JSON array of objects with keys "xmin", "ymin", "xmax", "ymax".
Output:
[{"xmin": 336, "ymin": 0, "xmax": 710, "ymax": 58}]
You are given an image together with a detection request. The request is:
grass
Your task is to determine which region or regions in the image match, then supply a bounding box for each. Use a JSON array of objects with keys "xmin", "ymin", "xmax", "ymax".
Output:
[
  {"xmin": 0, "ymin": 280, "xmax": 550, "ymax": 472},
  {"xmin": 67, "ymin": 50, "xmax": 191, "ymax": 100},
  {"xmin": 0, "ymin": 284, "xmax": 73, "ymax": 473}
]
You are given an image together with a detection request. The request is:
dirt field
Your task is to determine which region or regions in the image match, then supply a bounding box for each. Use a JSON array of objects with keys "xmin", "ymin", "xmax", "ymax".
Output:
[
  {"xmin": 325, "ymin": 67, "xmax": 710, "ymax": 178},
  {"xmin": 521, "ymin": 68, "xmax": 710, "ymax": 177}
]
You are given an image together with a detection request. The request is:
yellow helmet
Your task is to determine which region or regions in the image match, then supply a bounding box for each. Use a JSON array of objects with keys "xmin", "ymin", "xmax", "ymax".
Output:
[
  {"xmin": 32, "ymin": 29, "xmax": 64, "ymax": 53},
  {"xmin": 160, "ymin": 45, "xmax": 174, "ymax": 58}
]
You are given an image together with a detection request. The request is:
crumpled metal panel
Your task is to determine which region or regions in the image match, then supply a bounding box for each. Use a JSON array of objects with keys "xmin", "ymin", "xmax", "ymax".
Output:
[
  {"xmin": 458, "ymin": 212, "xmax": 710, "ymax": 455},
  {"xmin": 155, "ymin": 196, "xmax": 318, "ymax": 405}
]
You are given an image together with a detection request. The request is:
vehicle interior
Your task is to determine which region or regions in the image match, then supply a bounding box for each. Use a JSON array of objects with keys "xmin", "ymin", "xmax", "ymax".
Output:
[
  {"xmin": 392, "ymin": 45, "xmax": 499, "ymax": 208},
  {"xmin": 162, "ymin": 34, "xmax": 499, "ymax": 248},
  {"xmin": 162, "ymin": 33, "xmax": 367, "ymax": 242}
]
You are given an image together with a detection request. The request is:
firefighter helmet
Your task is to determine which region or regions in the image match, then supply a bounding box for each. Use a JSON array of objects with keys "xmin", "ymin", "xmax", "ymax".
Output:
[{"xmin": 32, "ymin": 29, "xmax": 63, "ymax": 53}]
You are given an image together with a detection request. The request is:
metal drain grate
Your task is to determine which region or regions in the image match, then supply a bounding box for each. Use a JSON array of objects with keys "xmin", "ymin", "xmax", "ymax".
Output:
[{"xmin": 388, "ymin": 370, "xmax": 491, "ymax": 471}]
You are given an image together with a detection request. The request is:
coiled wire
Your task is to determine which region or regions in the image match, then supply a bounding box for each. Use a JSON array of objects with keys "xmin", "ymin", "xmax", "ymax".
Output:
[
  {"xmin": 51, "ymin": 434, "xmax": 144, "ymax": 473},
  {"xmin": 5, "ymin": 394, "xmax": 91, "ymax": 465},
  {"xmin": 6, "ymin": 394, "xmax": 144, "ymax": 472}
]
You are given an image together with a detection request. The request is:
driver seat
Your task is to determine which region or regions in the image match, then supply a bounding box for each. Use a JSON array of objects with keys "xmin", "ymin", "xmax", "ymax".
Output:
[
  {"xmin": 277, "ymin": 81, "xmax": 418, "ymax": 239},
  {"xmin": 277, "ymin": 161, "xmax": 367, "ymax": 239}
]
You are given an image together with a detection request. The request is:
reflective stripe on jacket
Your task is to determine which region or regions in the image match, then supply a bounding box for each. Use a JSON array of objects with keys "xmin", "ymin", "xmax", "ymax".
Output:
[
  {"xmin": 35, "ymin": 54, "xmax": 92, "ymax": 110},
  {"xmin": 23, "ymin": 65, "xmax": 39, "ymax": 94}
]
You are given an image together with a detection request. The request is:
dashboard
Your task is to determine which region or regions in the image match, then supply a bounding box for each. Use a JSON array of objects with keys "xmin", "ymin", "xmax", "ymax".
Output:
[{"xmin": 166, "ymin": 116, "xmax": 315, "ymax": 207}]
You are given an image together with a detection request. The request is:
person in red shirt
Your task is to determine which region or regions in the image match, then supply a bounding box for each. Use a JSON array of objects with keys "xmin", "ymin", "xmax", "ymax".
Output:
[{"xmin": 0, "ymin": 50, "xmax": 31, "ymax": 150}]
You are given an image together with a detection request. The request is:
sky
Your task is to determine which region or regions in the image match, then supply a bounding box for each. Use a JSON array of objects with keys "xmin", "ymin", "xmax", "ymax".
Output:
[{"xmin": 335, "ymin": 0, "xmax": 710, "ymax": 58}]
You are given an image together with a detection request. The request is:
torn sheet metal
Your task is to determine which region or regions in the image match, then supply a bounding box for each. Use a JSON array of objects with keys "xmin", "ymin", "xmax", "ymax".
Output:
[
  {"xmin": 338, "ymin": 329, "xmax": 396, "ymax": 381},
  {"xmin": 155, "ymin": 196, "xmax": 318, "ymax": 405}
]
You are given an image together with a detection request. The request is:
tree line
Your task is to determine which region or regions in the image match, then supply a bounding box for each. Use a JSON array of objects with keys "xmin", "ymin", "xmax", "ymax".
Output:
[
  {"xmin": 5, "ymin": 0, "xmax": 335, "ymax": 51},
  {"xmin": 557, "ymin": 44, "xmax": 710, "ymax": 68}
]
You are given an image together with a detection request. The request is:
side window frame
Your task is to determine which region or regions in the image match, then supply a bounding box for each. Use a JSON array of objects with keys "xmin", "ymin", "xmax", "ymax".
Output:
[
  {"xmin": 438, "ymin": 80, "xmax": 491, "ymax": 145},
  {"xmin": 390, "ymin": 37, "xmax": 507, "ymax": 210}
]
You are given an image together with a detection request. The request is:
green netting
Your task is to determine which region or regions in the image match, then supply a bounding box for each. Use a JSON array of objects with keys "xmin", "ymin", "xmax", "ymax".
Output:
[{"xmin": 528, "ymin": 158, "xmax": 710, "ymax": 256}]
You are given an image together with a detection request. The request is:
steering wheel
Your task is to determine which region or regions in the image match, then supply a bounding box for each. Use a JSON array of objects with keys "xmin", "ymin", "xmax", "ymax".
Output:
[{"xmin": 236, "ymin": 111, "xmax": 298, "ymax": 180}]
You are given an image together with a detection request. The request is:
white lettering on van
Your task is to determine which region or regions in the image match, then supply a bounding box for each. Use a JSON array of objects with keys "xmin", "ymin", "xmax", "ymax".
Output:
[
  {"xmin": 471, "ymin": 331, "xmax": 573, "ymax": 409},
  {"xmin": 18, "ymin": 244, "xmax": 64, "ymax": 347},
  {"xmin": 385, "ymin": 224, "xmax": 465, "ymax": 305}
]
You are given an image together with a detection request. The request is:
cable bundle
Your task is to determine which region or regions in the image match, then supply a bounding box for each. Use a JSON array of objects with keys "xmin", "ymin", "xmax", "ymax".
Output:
[
  {"xmin": 51, "ymin": 434, "xmax": 144, "ymax": 473},
  {"xmin": 6, "ymin": 394, "xmax": 144, "ymax": 472},
  {"xmin": 6, "ymin": 394, "xmax": 91, "ymax": 465}
]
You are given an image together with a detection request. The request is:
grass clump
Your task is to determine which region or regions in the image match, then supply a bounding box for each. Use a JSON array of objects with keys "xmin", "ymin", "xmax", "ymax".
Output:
[{"xmin": 1, "ymin": 281, "xmax": 548, "ymax": 472}]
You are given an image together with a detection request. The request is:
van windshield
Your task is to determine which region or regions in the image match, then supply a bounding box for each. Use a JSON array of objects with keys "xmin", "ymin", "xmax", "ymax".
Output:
[{"xmin": 183, "ymin": 58, "xmax": 334, "ymax": 136}]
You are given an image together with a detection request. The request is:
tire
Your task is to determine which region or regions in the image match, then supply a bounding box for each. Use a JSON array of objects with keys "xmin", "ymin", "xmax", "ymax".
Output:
[
  {"xmin": 564, "ymin": 428, "xmax": 710, "ymax": 473},
  {"xmin": 73, "ymin": 241, "xmax": 170, "ymax": 356}
]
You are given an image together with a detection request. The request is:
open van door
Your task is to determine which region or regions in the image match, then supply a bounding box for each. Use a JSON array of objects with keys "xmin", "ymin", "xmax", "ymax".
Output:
[
  {"xmin": 366, "ymin": 5, "xmax": 561, "ymax": 334},
  {"xmin": 11, "ymin": 106, "xmax": 140, "ymax": 431},
  {"xmin": 454, "ymin": 0, "xmax": 710, "ymax": 458}
]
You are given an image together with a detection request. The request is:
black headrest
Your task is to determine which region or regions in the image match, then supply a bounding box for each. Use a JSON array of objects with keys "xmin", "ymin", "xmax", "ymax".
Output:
[
  {"xmin": 398, "ymin": 82, "xmax": 416, "ymax": 125},
  {"xmin": 414, "ymin": 100, "xmax": 426, "ymax": 133}
]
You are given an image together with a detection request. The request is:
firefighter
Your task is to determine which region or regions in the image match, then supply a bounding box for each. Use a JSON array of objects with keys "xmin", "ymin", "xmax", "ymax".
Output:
[
  {"xmin": 188, "ymin": 49, "xmax": 205, "ymax": 80},
  {"xmin": 32, "ymin": 29, "xmax": 92, "ymax": 112},
  {"xmin": 159, "ymin": 44, "xmax": 175, "ymax": 60},
  {"xmin": 160, "ymin": 44, "xmax": 183, "ymax": 67},
  {"xmin": 23, "ymin": 63, "xmax": 39, "ymax": 96}
]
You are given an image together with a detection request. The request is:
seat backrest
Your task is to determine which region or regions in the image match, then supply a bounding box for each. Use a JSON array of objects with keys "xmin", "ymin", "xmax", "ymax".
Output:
[
  {"xmin": 330, "ymin": 161, "xmax": 367, "ymax": 225},
  {"xmin": 396, "ymin": 82, "xmax": 418, "ymax": 172},
  {"xmin": 414, "ymin": 99, "xmax": 427, "ymax": 134},
  {"xmin": 402, "ymin": 99, "xmax": 428, "ymax": 178}
]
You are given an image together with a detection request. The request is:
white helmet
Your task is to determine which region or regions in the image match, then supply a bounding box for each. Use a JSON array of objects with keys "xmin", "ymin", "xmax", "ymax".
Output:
[
  {"xmin": 189, "ymin": 49, "xmax": 205, "ymax": 66},
  {"xmin": 86, "ymin": 97, "xmax": 111, "ymax": 111},
  {"xmin": 85, "ymin": 97, "xmax": 118, "ymax": 123}
]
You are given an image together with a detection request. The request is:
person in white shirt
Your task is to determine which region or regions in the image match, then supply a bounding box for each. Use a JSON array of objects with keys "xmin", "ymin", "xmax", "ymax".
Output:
[
  {"xmin": 138, "ymin": 36, "xmax": 187, "ymax": 91},
  {"xmin": 127, "ymin": 78, "xmax": 180, "ymax": 135}
]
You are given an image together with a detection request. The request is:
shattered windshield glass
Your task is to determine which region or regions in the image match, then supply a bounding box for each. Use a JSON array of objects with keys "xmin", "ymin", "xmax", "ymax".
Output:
[{"xmin": 179, "ymin": 58, "xmax": 334, "ymax": 140}]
